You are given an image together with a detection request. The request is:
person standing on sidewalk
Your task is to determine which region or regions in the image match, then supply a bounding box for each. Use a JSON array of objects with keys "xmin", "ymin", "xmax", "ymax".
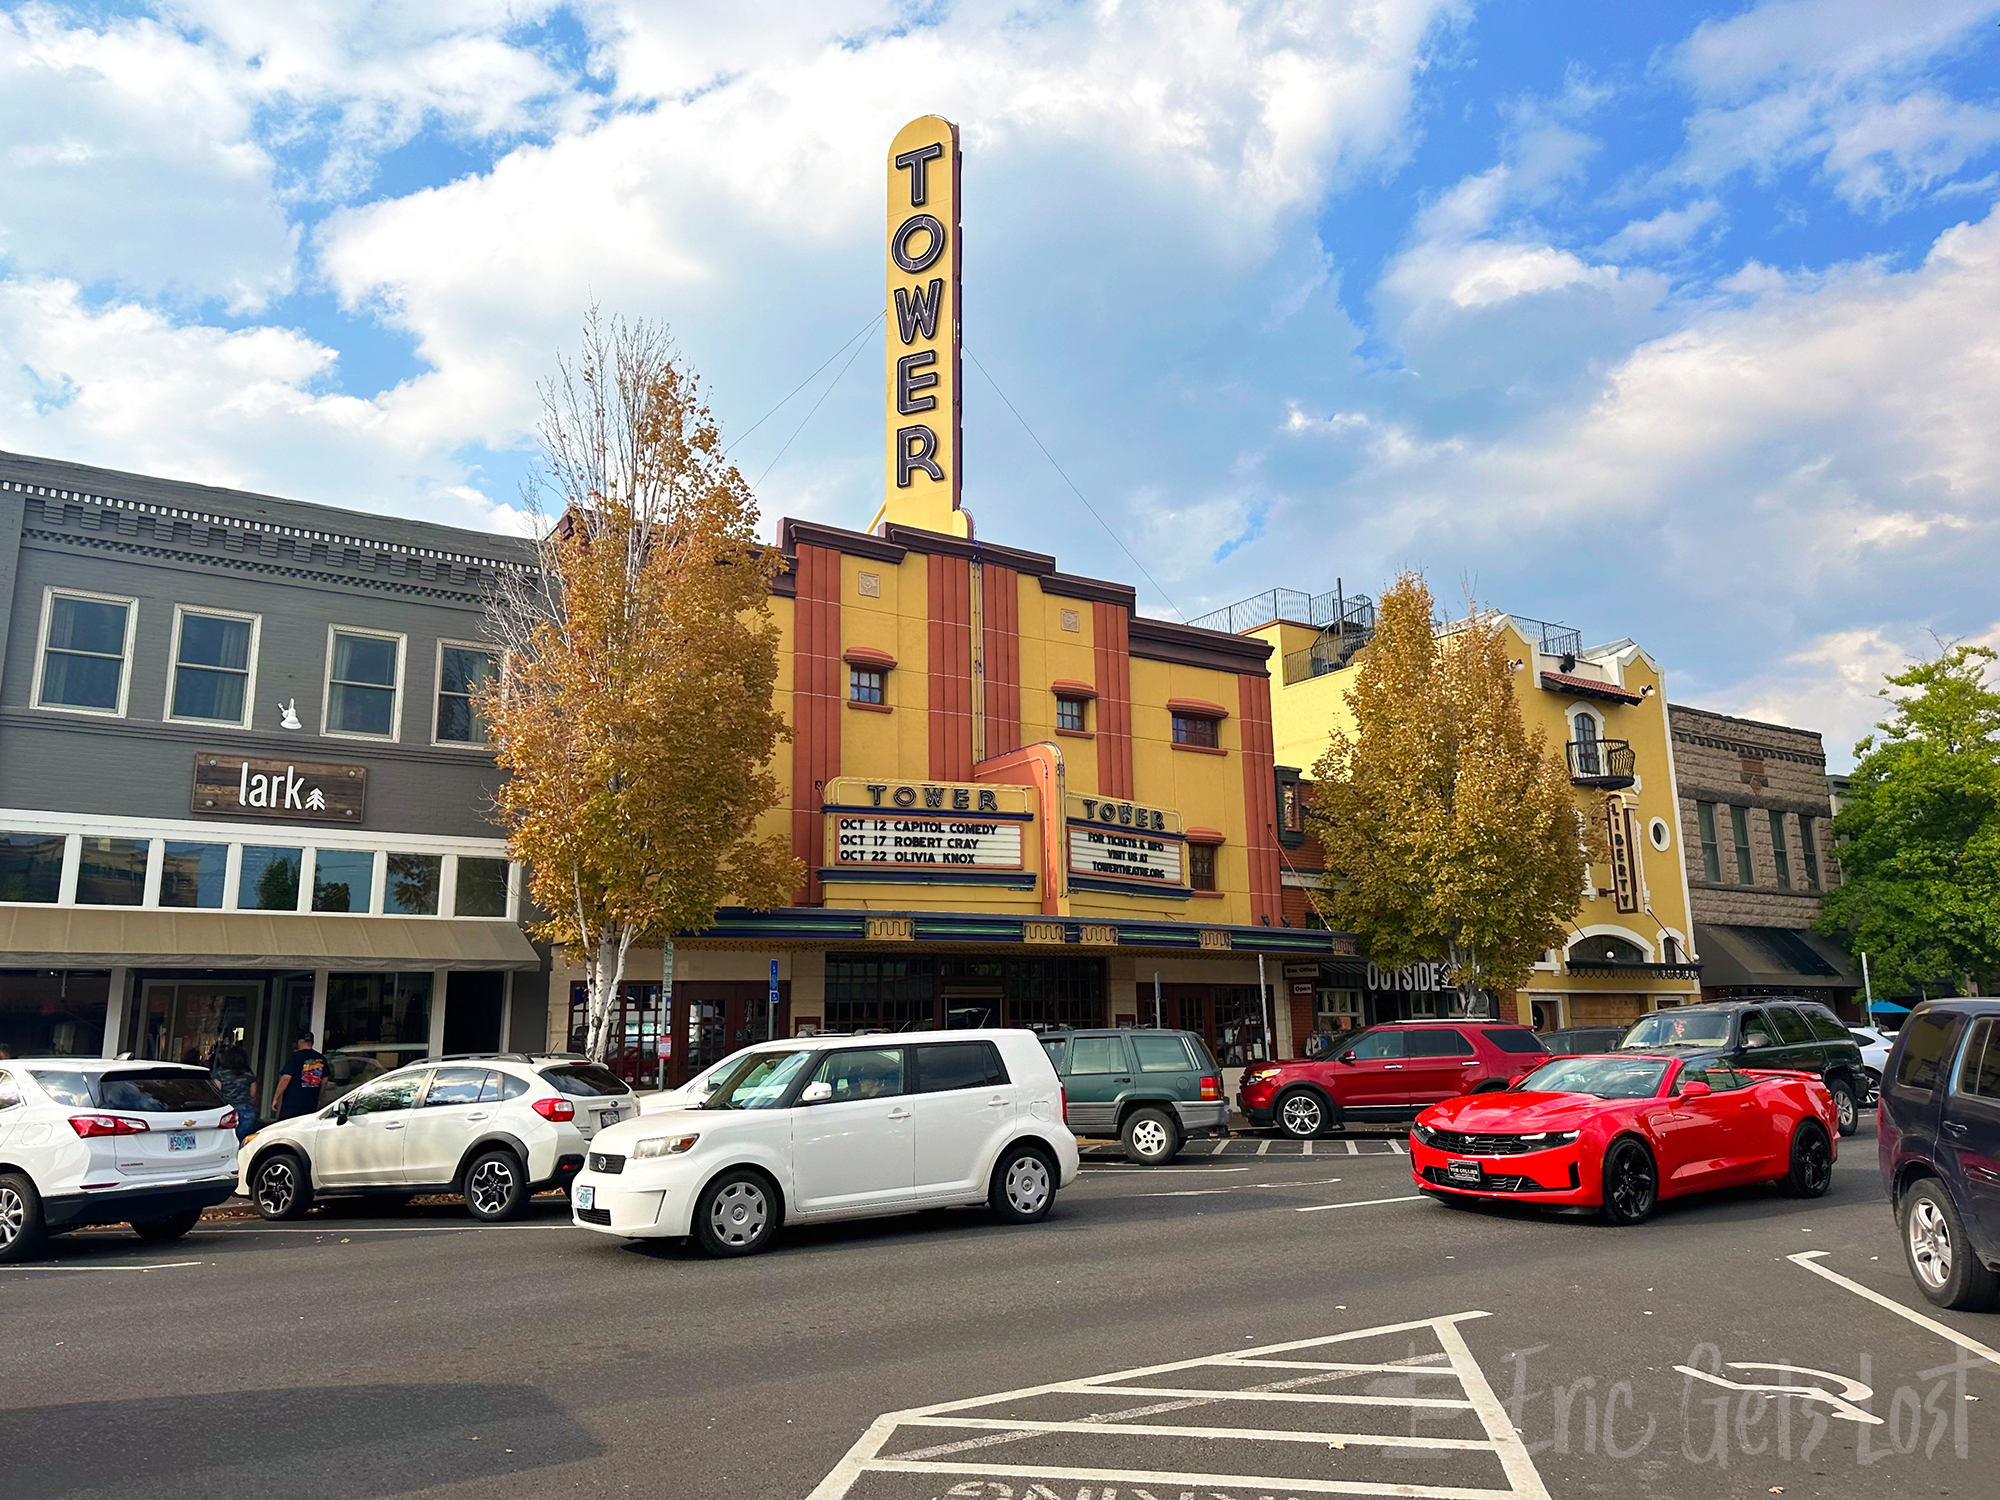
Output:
[
  {"xmin": 270, "ymin": 1032, "xmax": 327, "ymax": 1120},
  {"xmin": 212, "ymin": 1044, "xmax": 260, "ymax": 1143}
]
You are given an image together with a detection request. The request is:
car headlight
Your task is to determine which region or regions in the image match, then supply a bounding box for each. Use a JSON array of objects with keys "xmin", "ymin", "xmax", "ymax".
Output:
[
  {"xmin": 1412, "ymin": 1122, "xmax": 1438, "ymax": 1145},
  {"xmin": 631, "ymin": 1133, "xmax": 700, "ymax": 1160},
  {"xmin": 1515, "ymin": 1131, "xmax": 1579, "ymax": 1146},
  {"xmin": 1244, "ymin": 1067, "xmax": 1278, "ymax": 1083}
]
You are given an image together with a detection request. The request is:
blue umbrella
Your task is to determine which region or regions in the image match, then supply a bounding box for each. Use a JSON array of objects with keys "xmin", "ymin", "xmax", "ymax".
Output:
[{"xmin": 1870, "ymin": 1000, "xmax": 1911, "ymax": 1014}]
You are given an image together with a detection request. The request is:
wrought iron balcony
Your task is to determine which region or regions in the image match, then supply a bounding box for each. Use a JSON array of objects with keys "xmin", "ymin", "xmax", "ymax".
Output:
[{"xmin": 1567, "ymin": 738, "xmax": 1636, "ymax": 789}]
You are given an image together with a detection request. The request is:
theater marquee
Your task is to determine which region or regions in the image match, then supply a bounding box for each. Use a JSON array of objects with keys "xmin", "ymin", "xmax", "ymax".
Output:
[
  {"xmin": 1064, "ymin": 795, "xmax": 1185, "ymax": 888},
  {"xmin": 823, "ymin": 778, "xmax": 1032, "ymax": 877}
]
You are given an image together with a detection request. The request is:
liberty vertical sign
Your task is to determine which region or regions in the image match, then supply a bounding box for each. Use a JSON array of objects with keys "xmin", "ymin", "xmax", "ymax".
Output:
[{"xmin": 884, "ymin": 115, "xmax": 966, "ymax": 538}]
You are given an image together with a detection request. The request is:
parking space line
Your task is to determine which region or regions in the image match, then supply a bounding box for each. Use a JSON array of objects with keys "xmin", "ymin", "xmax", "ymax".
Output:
[
  {"xmin": 1790, "ymin": 1250, "xmax": 2000, "ymax": 1366},
  {"xmin": 1257, "ymin": 1138, "xmax": 1272, "ymax": 1155},
  {"xmin": 1212, "ymin": 1139, "xmax": 1229, "ymax": 1155},
  {"xmin": 208, "ymin": 1223, "xmax": 576, "ymax": 1235},
  {"xmin": 1082, "ymin": 1165, "xmax": 1250, "ymax": 1174},
  {"xmin": 898, "ymin": 1414, "xmax": 1499, "ymax": 1450},
  {"xmin": 809, "ymin": 1308, "xmax": 1552, "ymax": 1500},
  {"xmin": 1303, "ymin": 1139, "xmax": 1313, "ymax": 1156},
  {"xmin": 1297, "ymin": 1194, "xmax": 1426, "ymax": 1213},
  {"xmin": 2, "ymin": 1260, "xmax": 203, "ymax": 1273}
]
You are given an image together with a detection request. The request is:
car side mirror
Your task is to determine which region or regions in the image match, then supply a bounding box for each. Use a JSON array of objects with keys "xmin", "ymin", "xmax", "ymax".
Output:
[
  {"xmin": 1507, "ymin": 1073, "xmax": 1530, "ymax": 1089},
  {"xmin": 1680, "ymin": 1081, "xmax": 1712, "ymax": 1098},
  {"xmin": 1338, "ymin": 1051, "xmax": 1357, "ymax": 1064},
  {"xmin": 800, "ymin": 1081, "xmax": 833, "ymax": 1104},
  {"xmin": 1745, "ymin": 1034, "xmax": 1770, "ymax": 1050},
  {"xmin": 334, "ymin": 1100, "xmax": 351, "ymax": 1124}
]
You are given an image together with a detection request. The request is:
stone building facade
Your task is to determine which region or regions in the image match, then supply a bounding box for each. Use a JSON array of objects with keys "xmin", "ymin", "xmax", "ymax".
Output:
[{"xmin": 1668, "ymin": 704, "xmax": 1860, "ymax": 1012}]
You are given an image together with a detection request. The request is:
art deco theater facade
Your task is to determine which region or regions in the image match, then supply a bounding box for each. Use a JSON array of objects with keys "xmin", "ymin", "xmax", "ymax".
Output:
[{"xmin": 550, "ymin": 117, "xmax": 1345, "ymax": 1082}]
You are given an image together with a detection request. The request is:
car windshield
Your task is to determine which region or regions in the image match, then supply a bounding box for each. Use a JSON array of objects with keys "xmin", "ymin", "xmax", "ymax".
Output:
[
  {"xmin": 1621, "ymin": 1012, "xmax": 1732, "ymax": 1048},
  {"xmin": 1519, "ymin": 1057, "xmax": 1669, "ymax": 1099},
  {"xmin": 700, "ymin": 1050, "xmax": 814, "ymax": 1110}
]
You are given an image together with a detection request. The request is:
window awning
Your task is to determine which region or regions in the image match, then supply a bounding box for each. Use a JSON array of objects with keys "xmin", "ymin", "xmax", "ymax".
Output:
[
  {"xmin": 1693, "ymin": 922, "xmax": 1859, "ymax": 990},
  {"xmin": 0, "ymin": 907, "xmax": 543, "ymax": 972}
]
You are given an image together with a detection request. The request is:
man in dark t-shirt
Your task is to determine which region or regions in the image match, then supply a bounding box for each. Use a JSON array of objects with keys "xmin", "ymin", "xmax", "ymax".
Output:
[{"xmin": 272, "ymin": 1032, "xmax": 328, "ymax": 1119}]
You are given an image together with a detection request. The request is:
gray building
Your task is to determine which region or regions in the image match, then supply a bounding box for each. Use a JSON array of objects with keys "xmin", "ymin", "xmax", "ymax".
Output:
[
  {"xmin": 0, "ymin": 450, "xmax": 549, "ymax": 1100},
  {"xmin": 1668, "ymin": 703, "xmax": 1861, "ymax": 1013}
]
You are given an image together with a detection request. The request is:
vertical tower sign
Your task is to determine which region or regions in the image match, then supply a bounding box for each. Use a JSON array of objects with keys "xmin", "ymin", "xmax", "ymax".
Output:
[{"xmin": 883, "ymin": 115, "xmax": 966, "ymax": 538}]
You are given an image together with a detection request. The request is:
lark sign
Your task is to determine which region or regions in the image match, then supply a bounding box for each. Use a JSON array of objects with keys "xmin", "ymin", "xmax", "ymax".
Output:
[
  {"xmin": 191, "ymin": 752, "xmax": 366, "ymax": 822},
  {"xmin": 884, "ymin": 115, "xmax": 965, "ymax": 538},
  {"xmin": 1065, "ymin": 795, "xmax": 1185, "ymax": 887},
  {"xmin": 823, "ymin": 777, "xmax": 1030, "ymax": 873}
]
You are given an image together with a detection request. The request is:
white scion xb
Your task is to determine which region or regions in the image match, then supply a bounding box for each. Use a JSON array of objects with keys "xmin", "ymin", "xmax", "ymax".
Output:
[
  {"xmin": 571, "ymin": 1028, "xmax": 1079, "ymax": 1256},
  {"xmin": 0, "ymin": 1059, "xmax": 240, "ymax": 1263}
]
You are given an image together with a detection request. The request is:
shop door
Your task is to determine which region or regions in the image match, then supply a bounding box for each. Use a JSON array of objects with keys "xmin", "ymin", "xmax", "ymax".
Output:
[
  {"xmin": 942, "ymin": 984, "xmax": 1002, "ymax": 1030},
  {"xmin": 143, "ymin": 980, "xmax": 264, "ymax": 1069}
]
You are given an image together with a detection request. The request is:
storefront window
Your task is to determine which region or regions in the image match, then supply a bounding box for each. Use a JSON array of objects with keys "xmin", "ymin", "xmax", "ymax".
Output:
[
  {"xmin": 0, "ymin": 971, "xmax": 109, "ymax": 1056},
  {"xmin": 160, "ymin": 841, "xmax": 226, "ymax": 908},
  {"xmin": 0, "ymin": 832, "xmax": 65, "ymax": 903},
  {"xmin": 386, "ymin": 853, "xmax": 442, "ymax": 915},
  {"xmin": 826, "ymin": 957, "xmax": 935, "ymax": 1032},
  {"xmin": 313, "ymin": 849, "xmax": 376, "ymax": 913},
  {"xmin": 324, "ymin": 972, "xmax": 433, "ymax": 1054},
  {"xmin": 75, "ymin": 836, "xmax": 148, "ymax": 906},
  {"xmin": 240, "ymin": 846, "xmax": 302, "ymax": 911},
  {"xmin": 567, "ymin": 981, "xmax": 661, "ymax": 1084},
  {"xmin": 454, "ymin": 858, "xmax": 510, "ymax": 917}
]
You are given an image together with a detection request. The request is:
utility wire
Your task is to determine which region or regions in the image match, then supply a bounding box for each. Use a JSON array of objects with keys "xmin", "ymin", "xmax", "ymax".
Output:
[
  {"xmin": 753, "ymin": 319, "xmax": 878, "ymax": 489},
  {"xmin": 966, "ymin": 346, "xmax": 1183, "ymax": 621},
  {"xmin": 725, "ymin": 309, "xmax": 885, "ymax": 458}
]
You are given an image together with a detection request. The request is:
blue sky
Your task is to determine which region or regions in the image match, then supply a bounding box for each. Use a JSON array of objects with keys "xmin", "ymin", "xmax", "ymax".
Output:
[{"xmin": 3, "ymin": 1, "xmax": 1998, "ymax": 764}]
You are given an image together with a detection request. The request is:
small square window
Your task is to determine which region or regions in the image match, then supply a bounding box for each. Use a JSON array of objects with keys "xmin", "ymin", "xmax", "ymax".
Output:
[
  {"xmin": 386, "ymin": 853, "xmax": 443, "ymax": 916},
  {"xmin": 1056, "ymin": 696, "xmax": 1086, "ymax": 732},
  {"xmin": 76, "ymin": 836, "xmax": 148, "ymax": 907},
  {"xmin": 850, "ymin": 667, "xmax": 886, "ymax": 705},
  {"xmin": 160, "ymin": 842, "xmax": 227, "ymax": 909},
  {"xmin": 240, "ymin": 846, "xmax": 303, "ymax": 911},
  {"xmin": 1172, "ymin": 713, "xmax": 1219, "ymax": 749},
  {"xmin": 1190, "ymin": 843, "xmax": 1217, "ymax": 891},
  {"xmin": 455, "ymin": 857, "xmax": 511, "ymax": 917},
  {"xmin": 0, "ymin": 832, "xmax": 67, "ymax": 903},
  {"xmin": 313, "ymin": 849, "xmax": 377, "ymax": 914}
]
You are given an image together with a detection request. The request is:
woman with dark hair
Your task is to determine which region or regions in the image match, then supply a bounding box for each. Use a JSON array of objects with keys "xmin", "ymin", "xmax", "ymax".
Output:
[{"xmin": 212, "ymin": 1044, "xmax": 260, "ymax": 1143}]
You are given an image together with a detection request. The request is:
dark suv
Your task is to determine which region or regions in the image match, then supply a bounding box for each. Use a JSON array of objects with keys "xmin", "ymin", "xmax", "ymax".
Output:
[
  {"xmin": 1237, "ymin": 1020, "xmax": 1549, "ymax": 1138},
  {"xmin": 1040, "ymin": 1029, "xmax": 1227, "ymax": 1165},
  {"xmin": 1619, "ymin": 998, "xmax": 1867, "ymax": 1136},
  {"xmin": 1878, "ymin": 1000, "xmax": 2000, "ymax": 1310}
]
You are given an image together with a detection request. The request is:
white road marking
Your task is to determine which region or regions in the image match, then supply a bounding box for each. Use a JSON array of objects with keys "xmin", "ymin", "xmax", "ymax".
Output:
[
  {"xmin": 1346, "ymin": 1139, "xmax": 1360, "ymax": 1155},
  {"xmin": 1141, "ymin": 1176, "xmax": 1346, "ymax": 1198},
  {"xmin": 1297, "ymin": 1195, "xmax": 1427, "ymax": 1213},
  {"xmin": 3, "ymin": 1260, "xmax": 203, "ymax": 1273},
  {"xmin": 1212, "ymin": 1138, "xmax": 1229, "ymax": 1155},
  {"xmin": 1257, "ymin": 1138, "xmax": 1272, "ymax": 1156},
  {"xmin": 1673, "ymin": 1362, "xmax": 1883, "ymax": 1424},
  {"xmin": 1790, "ymin": 1250, "xmax": 2000, "ymax": 1366},
  {"xmin": 1082, "ymin": 1165, "xmax": 1251, "ymax": 1175},
  {"xmin": 808, "ymin": 1310, "xmax": 1551, "ymax": 1500},
  {"xmin": 1304, "ymin": 1139, "xmax": 1314, "ymax": 1156},
  {"xmin": 209, "ymin": 1223, "xmax": 577, "ymax": 1234}
]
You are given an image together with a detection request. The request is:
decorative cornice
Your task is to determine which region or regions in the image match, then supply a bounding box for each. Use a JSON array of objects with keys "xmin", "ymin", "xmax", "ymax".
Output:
[{"xmin": 1129, "ymin": 616, "xmax": 1272, "ymax": 674}]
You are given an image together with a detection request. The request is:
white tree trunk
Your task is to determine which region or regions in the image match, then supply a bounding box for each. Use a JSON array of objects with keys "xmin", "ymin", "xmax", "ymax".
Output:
[{"xmin": 584, "ymin": 927, "xmax": 633, "ymax": 1063}]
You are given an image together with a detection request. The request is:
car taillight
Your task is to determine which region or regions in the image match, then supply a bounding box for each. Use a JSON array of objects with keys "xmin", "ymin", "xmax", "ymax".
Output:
[
  {"xmin": 1200, "ymin": 1076, "xmax": 1222, "ymax": 1101},
  {"xmin": 531, "ymin": 1097, "xmax": 576, "ymax": 1121},
  {"xmin": 1060, "ymin": 1088, "xmax": 1068, "ymax": 1125},
  {"xmin": 218, "ymin": 1108, "xmax": 238, "ymax": 1131},
  {"xmin": 69, "ymin": 1114, "xmax": 149, "ymax": 1138}
]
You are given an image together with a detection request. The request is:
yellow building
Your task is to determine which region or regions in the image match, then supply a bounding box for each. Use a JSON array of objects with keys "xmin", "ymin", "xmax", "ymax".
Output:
[
  {"xmin": 546, "ymin": 117, "xmax": 1345, "ymax": 1083},
  {"xmin": 1204, "ymin": 589, "xmax": 1701, "ymax": 1039}
]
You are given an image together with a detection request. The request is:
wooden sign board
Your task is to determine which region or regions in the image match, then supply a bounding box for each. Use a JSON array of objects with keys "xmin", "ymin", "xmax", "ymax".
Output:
[{"xmin": 191, "ymin": 752, "xmax": 368, "ymax": 822}]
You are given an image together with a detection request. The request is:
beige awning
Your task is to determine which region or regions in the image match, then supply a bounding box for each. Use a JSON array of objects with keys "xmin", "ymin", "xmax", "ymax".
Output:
[{"xmin": 0, "ymin": 907, "xmax": 544, "ymax": 972}]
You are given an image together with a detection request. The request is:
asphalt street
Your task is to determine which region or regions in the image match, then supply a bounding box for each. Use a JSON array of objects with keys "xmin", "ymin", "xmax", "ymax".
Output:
[{"xmin": 5, "ymin": 1117, "xmax": 1997, "ymax": 1500}]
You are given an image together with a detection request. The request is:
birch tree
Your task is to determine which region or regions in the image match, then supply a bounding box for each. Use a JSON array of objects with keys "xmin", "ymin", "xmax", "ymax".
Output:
[
  {"xmin": 1303, "ymin": 573, "xmax": 1596, "ymax": 1016},
  {"xmin": 485, "ymin": 315, "xmax": 801, "ymax": 1062}
]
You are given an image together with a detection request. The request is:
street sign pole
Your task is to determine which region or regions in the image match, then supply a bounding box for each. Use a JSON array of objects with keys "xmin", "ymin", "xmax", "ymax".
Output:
[{"xmin": 770, "ymin": 958, "xmax": 781, "ymax": 1042}]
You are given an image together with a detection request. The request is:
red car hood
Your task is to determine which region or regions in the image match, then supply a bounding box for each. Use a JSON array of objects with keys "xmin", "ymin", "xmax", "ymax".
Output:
[{"xmin": 1421, "ymin": 1092, "xmax": 1608, "ymax": 1133}]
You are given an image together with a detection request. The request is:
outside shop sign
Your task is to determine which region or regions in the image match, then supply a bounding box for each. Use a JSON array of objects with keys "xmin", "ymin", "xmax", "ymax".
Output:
[
  {"xmin": 883, "ymin": 115, "xmax": 965, "ymax": 537},
  {"xmin": 190, "ymin": 752, "xmax": 366, "ymax": 821}
]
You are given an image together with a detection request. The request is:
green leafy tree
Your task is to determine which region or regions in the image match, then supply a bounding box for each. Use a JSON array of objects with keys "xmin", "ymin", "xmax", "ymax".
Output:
[
  {"xmin": 1818, "ymin": 643, "xmax": 2000, "ymax": 997},
  {"xmin": 1303, "ymin": 573, "xmax": 1596, "ymax": 1016}
]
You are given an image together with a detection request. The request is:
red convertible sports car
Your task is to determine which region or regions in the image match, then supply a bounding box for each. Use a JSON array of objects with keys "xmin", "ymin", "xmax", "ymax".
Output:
[{"xmin": 1408, "ymin": 1053, "xmax": 1838, "ymax": 1224}]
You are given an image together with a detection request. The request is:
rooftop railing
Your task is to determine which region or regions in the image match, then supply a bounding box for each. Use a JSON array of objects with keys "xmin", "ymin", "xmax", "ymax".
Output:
[{"xmin": 1187, "ymin": 586, "xmax": 1374, "ymax": 636}]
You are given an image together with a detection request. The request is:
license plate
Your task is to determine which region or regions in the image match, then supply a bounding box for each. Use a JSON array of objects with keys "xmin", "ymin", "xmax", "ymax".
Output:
[
  {"xmin": 575, "ymin": 1185, "xmax": 595, "ymax": 1211},
  {"xmin": 169, "ymin": 1132, "xmax": 197, "ymax": 1152},
  {"xmin": 598, "ymin": 1109, "xmax": 620, "ymax": 1130},
  {"xmin": 1445, "ymin": 1159, "xmax": 1482, "ymax": 1185}
]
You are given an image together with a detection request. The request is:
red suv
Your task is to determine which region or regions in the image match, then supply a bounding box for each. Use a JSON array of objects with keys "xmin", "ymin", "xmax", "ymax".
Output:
[{"xmin": 1238, "ymin": 1021, "xmax": 1550, "ymax": 1138}]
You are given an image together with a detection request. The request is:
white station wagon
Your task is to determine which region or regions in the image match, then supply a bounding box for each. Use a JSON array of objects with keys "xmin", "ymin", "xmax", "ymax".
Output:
[{"xmin": 572, "ymin": 1029, "xmax": 1079, "ymax": 1256}]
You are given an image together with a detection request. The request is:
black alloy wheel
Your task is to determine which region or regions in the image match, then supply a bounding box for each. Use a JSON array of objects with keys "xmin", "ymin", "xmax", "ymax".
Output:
[
  {"xmin": 1780, "ymin": 1122, "xmax": 1833, "ymax": 1198},
  {"xmin": 1276, "ymin": 1090, "xmax": 1329, "ymax": 1139},
  {"xmin": 252, "ymin": 1152, "xmax": 312, "ymax": 1220},
  {"xmin": 1826, "ymin": 1080, "xmax": 1859, "ymax": 1137},
  {"xmin": 131, "ymin": 1208, "xmax": 204, "ymax": 1241},
  {"xmin": 1600, "ymin": 1139, "xmax": 1658, "ymax": 1225},
  {"xmin": 462, "ymin": 1149, "xmax": 527, "ymax": 1222},
  {"xmin": 0, "ymin": 1171, "xmax": 46, "ymax": 1264}
]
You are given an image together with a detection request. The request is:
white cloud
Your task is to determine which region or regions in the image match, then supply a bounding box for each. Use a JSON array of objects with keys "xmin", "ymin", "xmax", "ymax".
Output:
[
  {"xmin": 1598, "ymin": 199, "xmax": 1722, "ymax": 259},
  {"xmin": 1672, "ymin": 0, "xmax": 2000, "ymax": 210}
]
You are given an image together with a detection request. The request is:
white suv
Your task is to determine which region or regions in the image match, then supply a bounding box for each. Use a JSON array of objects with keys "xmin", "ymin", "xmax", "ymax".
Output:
[
  {"xmin": 0, "ymin": 1059, "xmax": 240, "ymax": 1263},
  {"xmin": 237, "ymin": 1053, "xmax": 636, "ymax": 1222},
  {"xmin": 571, "ymin": 1028, "xmax": 1079, "ymax": 1256}
]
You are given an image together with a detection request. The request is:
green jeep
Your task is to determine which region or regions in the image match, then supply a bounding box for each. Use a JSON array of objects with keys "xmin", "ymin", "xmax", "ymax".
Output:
[{"xmin": 1039, "ymin": 1028, "xmax": 1228, "ymax": 1165}]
